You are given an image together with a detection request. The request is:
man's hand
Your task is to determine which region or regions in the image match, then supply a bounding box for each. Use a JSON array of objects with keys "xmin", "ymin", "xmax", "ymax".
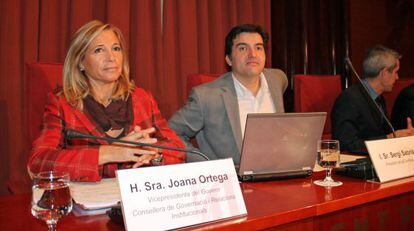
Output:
[{"xmin": 389, "ymin": 117, "xmax": 414, "ymax": 138}]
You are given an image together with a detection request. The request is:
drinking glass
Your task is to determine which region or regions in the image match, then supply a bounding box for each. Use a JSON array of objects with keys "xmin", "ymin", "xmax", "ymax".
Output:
[
  {"xmin": 314, "ymin": 140, "xmax": 343, "ymax": 187},
  {"xmin": 31, "ymin": 171, "xmax": 73, "ymax": 231}
]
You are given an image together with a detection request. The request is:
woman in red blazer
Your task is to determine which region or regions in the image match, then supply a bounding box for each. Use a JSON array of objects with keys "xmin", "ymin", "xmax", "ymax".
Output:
[{"xmin": 28, "ymin": 20, "xmax": 185, "ymax": 181}]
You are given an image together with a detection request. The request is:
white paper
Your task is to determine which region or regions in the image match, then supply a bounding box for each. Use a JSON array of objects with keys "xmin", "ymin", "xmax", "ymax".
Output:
[
  {"xmin": 70, "ymin": 178, "xmax": 120, "ymax": 210},
  {"xmin": 72, "ymin": 203, "xmax": 112, "ymax": 216}
]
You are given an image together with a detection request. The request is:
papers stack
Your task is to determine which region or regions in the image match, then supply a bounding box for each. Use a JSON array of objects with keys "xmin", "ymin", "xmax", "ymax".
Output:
[{"xmin": 70, "ymin": 178, "xmax": 121, "ymax": 216}]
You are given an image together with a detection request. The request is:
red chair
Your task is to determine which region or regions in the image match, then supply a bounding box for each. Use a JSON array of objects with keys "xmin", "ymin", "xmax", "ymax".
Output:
[
  {"xmin": 184, "ymin": 73, "xmax": 220, "ymax": 152},
  {"xmin": 383, "ymin": 78, "xmax": 414, "ymax": 117},
  {"xmin": 186, "ymin": 73, "xmax": 220, "ymax": 97},
  {"xmin": 294, "ymin": 74, "xmax": 342, "ymax": 139},
  {"xmin": 8, "ymin": 62, "xmax": 63, "ymax": 194}
]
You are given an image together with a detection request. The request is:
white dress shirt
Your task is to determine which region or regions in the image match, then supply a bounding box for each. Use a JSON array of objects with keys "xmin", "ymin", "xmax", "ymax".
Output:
[{"xmin": 233, "ymin": 73, "xmax": 276, "ymax": 137}]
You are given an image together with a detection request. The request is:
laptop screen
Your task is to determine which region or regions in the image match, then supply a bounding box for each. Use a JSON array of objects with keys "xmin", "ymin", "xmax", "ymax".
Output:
[{"xmin": 238, "ymin": 112, "xmax": 326, "ymax": 177}]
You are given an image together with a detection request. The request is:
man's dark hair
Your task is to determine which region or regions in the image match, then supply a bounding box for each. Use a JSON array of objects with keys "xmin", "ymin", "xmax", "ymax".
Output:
[
  {"xmin": 225, "ymin": 24, "xmax": 268, "ymax": 57},
  {"xmin": 362, "ymin": 45, "xmax": 401, "ymax": 79}
]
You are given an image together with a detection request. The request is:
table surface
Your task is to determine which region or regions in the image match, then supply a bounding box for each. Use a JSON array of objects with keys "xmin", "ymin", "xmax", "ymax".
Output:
[{"xmin": 1, "ymin": 172, "xmax": 414, "ymax": 230}]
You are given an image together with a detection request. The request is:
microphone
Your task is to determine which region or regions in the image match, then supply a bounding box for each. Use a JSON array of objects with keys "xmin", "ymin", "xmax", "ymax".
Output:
[
  {"xmin": 345, "ymin": 57, "xmax": 396, "ymax": 138},
  {"xmin": 337, "ymin": 157, "xmax": 377, "ymax": 180},
  {"xmin": 64, "ymin": 129, "xmax": 210, "ymax": 161}
]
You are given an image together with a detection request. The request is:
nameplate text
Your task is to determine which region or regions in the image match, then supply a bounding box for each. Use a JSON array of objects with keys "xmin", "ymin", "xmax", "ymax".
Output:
[{"xmin": 116, "ymin": 158, "xmax": 246, "ymax": 230}]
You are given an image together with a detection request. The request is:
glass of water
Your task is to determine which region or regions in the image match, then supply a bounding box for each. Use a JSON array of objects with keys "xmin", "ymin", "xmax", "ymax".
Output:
[
  {"xmin": 314, "ymin": 140, "xmax": 342, "ymax": 187},
  {"xmin": 31, "ymin": 171, "xmax": 72, "ymax": 231}
]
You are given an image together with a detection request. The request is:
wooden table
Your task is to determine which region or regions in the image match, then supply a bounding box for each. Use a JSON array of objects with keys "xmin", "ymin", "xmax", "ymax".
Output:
[{"xmin": 1, "ymin": 172, "xmax": 413, "ymax": 230}]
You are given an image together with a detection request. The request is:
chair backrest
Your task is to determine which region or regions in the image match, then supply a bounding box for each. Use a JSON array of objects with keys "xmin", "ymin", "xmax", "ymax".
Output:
[
  {"xmin": 186, "ymin": 73, "xmax": 220, "ymax": 97},
  {"xmin": 383, "ymin": 78, "xmax": 414, "ymax": 117},
  {"xmin": 25, "ymin": 62, "xmax": 63, "ymax": 145},
  {"xmin": 294, "ymin": 74, "xmax": 342, "ymax": 139},
  {"xmin": 184, "ymin": 73, "xmax": 220, "ymax": 154}
]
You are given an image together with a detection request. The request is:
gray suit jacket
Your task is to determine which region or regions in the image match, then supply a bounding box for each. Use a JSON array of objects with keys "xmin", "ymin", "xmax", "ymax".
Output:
[{"xmin": 168, "ymin": 68, "xmax": 288, "ymax": 164}]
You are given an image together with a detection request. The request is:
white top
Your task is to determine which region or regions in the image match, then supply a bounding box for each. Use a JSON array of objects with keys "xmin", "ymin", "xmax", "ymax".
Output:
[{"xmin": 233, "ymin": 73, "xmax": 276, "ymax": 137}]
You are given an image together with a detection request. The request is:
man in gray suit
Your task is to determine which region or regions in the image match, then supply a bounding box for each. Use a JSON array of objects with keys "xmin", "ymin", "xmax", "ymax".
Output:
[{"xmin": 169, "ymin": 24, "xmax": 288, "ymax": 164}]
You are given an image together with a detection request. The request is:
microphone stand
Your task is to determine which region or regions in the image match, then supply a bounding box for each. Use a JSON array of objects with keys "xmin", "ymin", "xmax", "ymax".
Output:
[
  {"xmin": 345, "ymin": 58, "xmax": 396, "ymax": 138},
  {"xmin": 64, "ymin": 129, "xmax": 210, "ymax": 161}
]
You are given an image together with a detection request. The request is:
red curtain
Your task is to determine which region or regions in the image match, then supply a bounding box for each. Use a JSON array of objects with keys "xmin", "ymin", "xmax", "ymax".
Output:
[{"xmin": 0, "ymin": 0, "xmax": 270, "ymax": 193}]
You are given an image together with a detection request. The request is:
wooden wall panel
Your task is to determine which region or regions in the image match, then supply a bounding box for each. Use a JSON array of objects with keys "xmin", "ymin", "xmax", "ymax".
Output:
[
  {"xmin": 271, "ymin": 0, "xmax": 349, "ymax": 112},
  {"xmin": 271, "ymin": 0, "xmax": 414, "ymax": 112},
  {"xmin": 349, "ymin": 0, "xmax": 414, "ymax": 81}
]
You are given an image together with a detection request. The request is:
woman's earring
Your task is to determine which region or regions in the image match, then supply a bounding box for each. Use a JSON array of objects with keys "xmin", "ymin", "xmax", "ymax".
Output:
[{"xmin": 79, "ymin": 64, "xmax": 85, "ymax": 72}]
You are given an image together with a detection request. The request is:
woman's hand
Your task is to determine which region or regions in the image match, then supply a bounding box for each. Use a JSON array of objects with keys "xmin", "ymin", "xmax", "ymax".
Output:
[
  {"xmin": 126, "ymin": 126, "xmax": 162, "ymax": 168},
  {"xmin": 98, "ymin": 126, "xmax": 161, "ymax": 166},
  {"xmin": 132, "ymin": 153, "xmax": 161, "ymax": 168},
  {"xmin": 119, "ymin": 126, "xmax": 156, "ymax": 144}
]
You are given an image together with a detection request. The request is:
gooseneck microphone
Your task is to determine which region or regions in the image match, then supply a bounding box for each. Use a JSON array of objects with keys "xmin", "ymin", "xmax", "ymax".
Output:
[
  {"xmin": 64, "ymin": 129, "xmax": 210, "ymax": 161},
  {"xmin": 345, "ymin": 58, "xmax": 396, "ymax": 138}
]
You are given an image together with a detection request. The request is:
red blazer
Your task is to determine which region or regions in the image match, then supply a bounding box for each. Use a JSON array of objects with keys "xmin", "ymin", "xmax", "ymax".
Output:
[{"xmin": 28, "ymin": 87, "xmax": 185, "ymax": 181}]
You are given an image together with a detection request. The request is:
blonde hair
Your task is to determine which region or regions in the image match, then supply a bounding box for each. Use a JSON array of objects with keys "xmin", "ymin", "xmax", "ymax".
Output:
[{"xmin": 62, "ymin": 20, "xmax": 134, "ymax": 106}]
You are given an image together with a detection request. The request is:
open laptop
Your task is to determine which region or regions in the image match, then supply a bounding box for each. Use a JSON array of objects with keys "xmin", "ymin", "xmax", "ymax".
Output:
[{"xmin": 238, "ymin": 112, "xmax": 326, "ymax": 181}]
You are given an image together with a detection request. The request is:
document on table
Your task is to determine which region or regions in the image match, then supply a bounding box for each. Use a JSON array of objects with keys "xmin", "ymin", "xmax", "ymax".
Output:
[{"xmin": 70, "ymin": 178, "xmax": 121, "ymax": 210}]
